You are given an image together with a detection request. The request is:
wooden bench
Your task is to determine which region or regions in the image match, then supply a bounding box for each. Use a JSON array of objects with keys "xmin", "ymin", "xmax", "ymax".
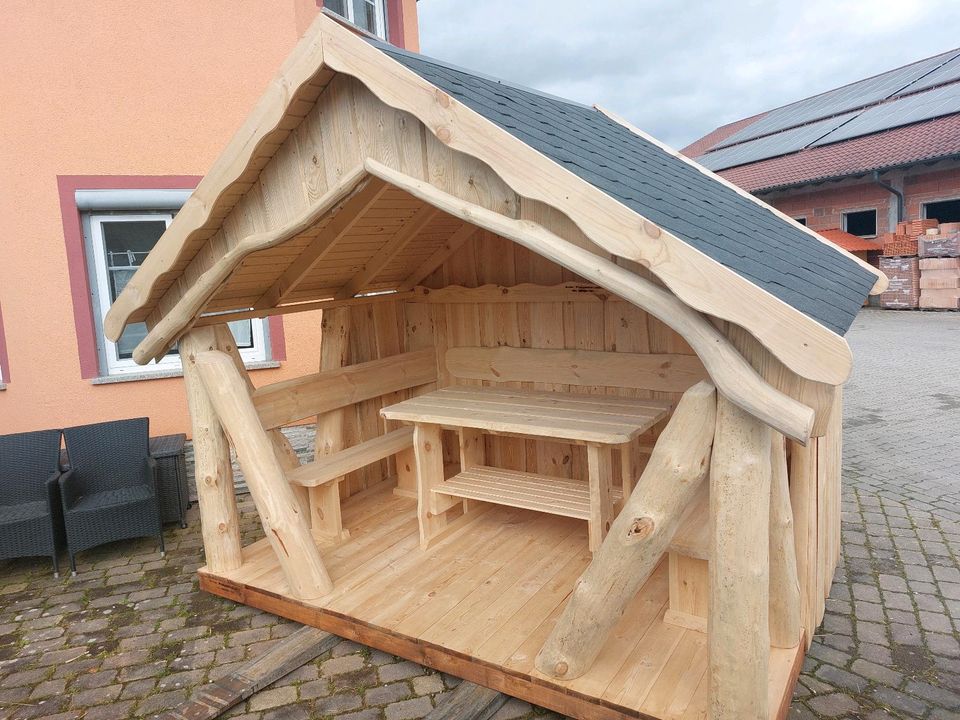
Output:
[
  {"xmin": 381, "ymin": 386, "xmax": 671, "ymax": 551},
  {"xmin": 250, "ymin": 348, "xmax": 438, "ymax": 539}
]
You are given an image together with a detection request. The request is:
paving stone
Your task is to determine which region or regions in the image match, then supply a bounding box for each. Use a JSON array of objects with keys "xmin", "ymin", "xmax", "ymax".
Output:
[
  {"xmin": 384, "ymin": 696, "xmax": 434, "ymax": 720},
  {"xmin": 315, "ymin": 691, "xmax": 364, "ymax": 715},
  {"xmin": 249, "ymin": 685, "xmax": 297, "ymax": 711},
  {"xmin": 411, "ymin": 674, "xmax": 444, "ymax": 696},
  {"xmin": 366, "ymin": 681, "xmax": 412, "ymax": 706},
  {"xmin": 806, "ymin": 692, "xmax": 860, "ymax": 717},
  {"xmin": 379, "ymin": 660, "xmax": 426, "ymax": 683},
  {"xmin": 321, "ymin": 653, "xmax": 366, "ymax": 677},
  {"xmin": 491, "ymin": 698, "xmax": 533, "ymax": 720}
]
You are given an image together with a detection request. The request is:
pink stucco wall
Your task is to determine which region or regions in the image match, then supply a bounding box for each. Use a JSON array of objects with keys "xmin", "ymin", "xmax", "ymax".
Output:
[{"xmin": 0, "ymin": 0, "xmax": 417, "ymax": 436}]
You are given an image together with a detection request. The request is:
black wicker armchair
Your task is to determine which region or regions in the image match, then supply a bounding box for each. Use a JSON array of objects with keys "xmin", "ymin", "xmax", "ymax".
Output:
[
  {"xmin": 61, "ymin": 418, "xmax": 165, "ymax": 575},
  {"xmin": 0, "ymin": 429, "xmax": 66, "ymax": 577}
]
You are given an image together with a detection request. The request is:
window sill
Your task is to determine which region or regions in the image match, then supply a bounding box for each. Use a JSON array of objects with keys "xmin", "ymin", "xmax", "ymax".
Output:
[{"xmin": 90, "ymin": 360, "xmax": 280, "ymax": 385}]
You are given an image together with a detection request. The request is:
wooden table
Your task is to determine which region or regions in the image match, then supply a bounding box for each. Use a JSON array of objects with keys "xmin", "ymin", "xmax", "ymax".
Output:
[{"xmin": 381, "ymin": 386, "xmax": 671, "ymax": 550}]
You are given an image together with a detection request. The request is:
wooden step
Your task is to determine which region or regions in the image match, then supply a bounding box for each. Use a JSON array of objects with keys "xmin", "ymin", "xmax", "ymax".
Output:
[{"xmin": 433, "ymin": 465, "xmax": 622, "ymax": 521}]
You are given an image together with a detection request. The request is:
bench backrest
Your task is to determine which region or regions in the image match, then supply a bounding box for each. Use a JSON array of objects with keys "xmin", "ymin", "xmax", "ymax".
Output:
[
  {"xmin": 253, "ymin": 348, "xmax": 438, "ymax": 430},
  {"xmin": 445, "ymin": 346, "xmax": 706, "ymax": 393}
]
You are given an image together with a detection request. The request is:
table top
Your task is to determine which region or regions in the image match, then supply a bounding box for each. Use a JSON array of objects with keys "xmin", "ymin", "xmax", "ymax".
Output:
[{"xmin": 380, "ymin": 386, "xmax": 671, "ymax": 444}]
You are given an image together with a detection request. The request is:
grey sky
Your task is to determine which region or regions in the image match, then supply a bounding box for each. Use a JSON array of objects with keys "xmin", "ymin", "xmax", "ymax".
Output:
[{"xmin": 417, "ymin": 0, "xmax": 960, "ymax": 151}]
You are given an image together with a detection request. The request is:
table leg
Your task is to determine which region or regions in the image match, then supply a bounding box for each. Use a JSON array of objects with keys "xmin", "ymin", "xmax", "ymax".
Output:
[
  {"xmin": 414, "ymin": 423, "xmax": 447, "ymax": 549},
  {"xmin": 458, "ymin": 427, "xmax": 485, "ymax": 513},
  {"xmin": 620, "ymin": 440, "xmax": 640, "ymax": 503},
  {"xmin": 587, "ymin": 444, "xmax": 614, "ymax": 552}
]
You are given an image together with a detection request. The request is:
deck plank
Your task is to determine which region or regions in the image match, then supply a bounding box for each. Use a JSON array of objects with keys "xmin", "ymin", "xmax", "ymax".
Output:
[{"xmin": 199, "ymin": 482, "xmax": 803, "ymax": 720}]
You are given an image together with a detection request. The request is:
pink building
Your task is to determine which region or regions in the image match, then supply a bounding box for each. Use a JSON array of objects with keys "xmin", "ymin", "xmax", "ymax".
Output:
[{"xmin": 0, "ymin": 0, "xmax": 419, "ymax": 436}]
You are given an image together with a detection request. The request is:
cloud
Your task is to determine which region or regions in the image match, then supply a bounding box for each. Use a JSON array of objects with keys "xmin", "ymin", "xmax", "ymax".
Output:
[{"xmin": 417, "ymin": 0, "xmax": 960, "ymax": 150}]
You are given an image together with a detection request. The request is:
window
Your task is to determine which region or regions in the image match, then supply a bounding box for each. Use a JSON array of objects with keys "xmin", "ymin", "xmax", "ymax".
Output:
[
  {"xmin": 842, "ymin": 209, "xmax": 877, "ymax": 237},
  {"xmin": 923, "ymin": 198, "xmax": 960, "ymax": 224},
  {"xmin": 324, "ymin": 0, "xmax": 386, "ymax": 38},
  {"xmin": 793, "ymin": 217, "xmax": 807, "ymax": 226},
  {"xmin": 87, "ymin": 212, "xmax": 266, "ymax": 376}
]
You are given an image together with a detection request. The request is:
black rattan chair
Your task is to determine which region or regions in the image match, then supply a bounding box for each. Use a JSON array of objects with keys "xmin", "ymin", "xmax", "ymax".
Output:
[
  {"xmin": 0, "ymin": 429, "xmax": 66, "ymax": 577},
  {"xmin": 61, "ymin": 418, "xmax": 165, "ymax": 575}
]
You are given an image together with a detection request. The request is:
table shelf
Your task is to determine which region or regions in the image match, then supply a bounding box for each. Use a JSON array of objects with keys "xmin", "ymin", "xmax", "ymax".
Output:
[{"xmin": 435, "ymin": 465, "xmax": 623, "ymax": 521}]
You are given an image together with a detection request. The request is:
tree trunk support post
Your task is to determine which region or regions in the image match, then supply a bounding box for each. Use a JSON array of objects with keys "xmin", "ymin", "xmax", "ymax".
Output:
[
  {"xmin": 180, "ymin": 326, "xmax": 243, "ymax": 574},
  {"xmin": 535, "ymin": 381, "xmax": 718, "ymax": 680},
  {"xmin": 709, "ymin": 394, "xmax": 772, "ymax": 720},
  {"xmin": 194, "ymin": 349, "xmax": 334, "ymax": 600}
]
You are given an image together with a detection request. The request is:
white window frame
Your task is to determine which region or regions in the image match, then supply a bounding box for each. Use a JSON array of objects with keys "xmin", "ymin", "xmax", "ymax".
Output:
[
  {"xmin": 327, "ymin": 0, "xmax": 387, "ymax": 39},
  {"xmin": 841, "ymin": 208, "xmax": 878, "ymax": 238},
  {"xmin": 88, "ymin": 212, "xmax": 267, "ymax": 376}
]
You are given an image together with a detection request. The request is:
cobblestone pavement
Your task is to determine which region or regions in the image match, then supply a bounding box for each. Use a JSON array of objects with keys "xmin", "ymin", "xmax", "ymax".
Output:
[{"xmin": 1, "ymin": 309, "xmax": 958, "ymax": 720}]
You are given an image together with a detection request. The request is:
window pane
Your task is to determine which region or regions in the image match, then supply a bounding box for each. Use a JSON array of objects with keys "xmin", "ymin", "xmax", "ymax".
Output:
[
  {"xmin": 352, "ymin": 0, "xmax": 377, "ymax": 32},
  {"xmin": 101, "ymin": 220, "xmax": 167, "ymax": 301},
  {"xmin": 325, "ymin": 0, "xmax": 346, "ymax": 16},
  {"xmin": 229, "ymin": 320, "xmax": 254, "ymax": 349}
]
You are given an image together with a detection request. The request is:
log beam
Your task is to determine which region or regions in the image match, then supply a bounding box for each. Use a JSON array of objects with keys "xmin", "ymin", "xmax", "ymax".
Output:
[
  {"xmin": 363, "ymin": 158, "xmax": 815, "ymax": 445},
  {"xmin": 194, "ymin": 350, "xmax": 333, "ymax": 599},
  {"xmin": 180, "ymin": 327, "xmax": 243, "ymax": 573},
  {"xmin": 770, "ymin": 432, "xmax": 802, "ymax": 649},
  {"xmin": 535, "ymin": 381, "xmax": 717, "ymax": 680},
  {"xmin": 709, "ymin": 394, "xmax": 772, "ymax": 720},
  {"xmin": 130, "ymin": 166, "xmax": 370, "ymax": 364}
]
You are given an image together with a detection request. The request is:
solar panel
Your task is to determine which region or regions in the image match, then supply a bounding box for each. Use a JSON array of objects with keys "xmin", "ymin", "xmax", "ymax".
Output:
[
  {"xmin": 892, "ymin": 52, "xmax": 960, "ymax": 96},
  {"xmin": 812, "ymin": 82, "xmax": 960, "ymax": 146},
  {"xmin": 715, "ymin": 49, "xmax": 960, "ymax": 148},
  {"xmin": 698, "ymin": 111, "xmax": 859, "ymax": 171}
]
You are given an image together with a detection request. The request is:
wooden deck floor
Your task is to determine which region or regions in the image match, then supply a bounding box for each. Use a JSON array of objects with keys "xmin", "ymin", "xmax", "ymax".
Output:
[{"xmin": 199, "ymin": 482, "xmax": 803, "ymax": 720}]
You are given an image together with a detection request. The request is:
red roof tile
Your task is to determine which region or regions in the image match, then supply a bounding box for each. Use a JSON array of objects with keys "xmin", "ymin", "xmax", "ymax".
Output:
[
  {"xmin": 714, "ymin": 113, "xmax": 960, "ymax": 192},
  {"xmin": 817, "ymin": 228, "xmax": 884, "ymax": 253},
  {"xmin": 681, "ymin": 111, "xmax": 767, "ymax": 158}
]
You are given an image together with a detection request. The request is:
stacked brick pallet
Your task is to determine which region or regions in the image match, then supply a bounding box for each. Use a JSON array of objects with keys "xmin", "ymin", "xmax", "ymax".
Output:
[
  {"xmin": 919, "ymin": 221, "xmax": 960, "ymax": 309},
  {"xmin": 878, "ymin": 221, "xmax": 929, "ymax": 309}
]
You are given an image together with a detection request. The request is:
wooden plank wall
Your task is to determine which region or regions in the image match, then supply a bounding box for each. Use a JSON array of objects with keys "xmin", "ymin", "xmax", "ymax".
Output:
[{"xmin": 398, "ymin": 229, "xmax": 699, "ymax": 481}]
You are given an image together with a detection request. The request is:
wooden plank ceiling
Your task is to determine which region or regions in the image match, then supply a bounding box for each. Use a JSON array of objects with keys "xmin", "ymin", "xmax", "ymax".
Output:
[{"xmin": 201, "ymin": 183, "xmax": 473, "ymax": 314}]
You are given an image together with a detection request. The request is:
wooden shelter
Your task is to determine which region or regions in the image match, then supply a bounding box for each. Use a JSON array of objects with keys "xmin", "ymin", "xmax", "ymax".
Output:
[{"xmin": 106, "ymin": 14, "xmax": 887, "ymax": 720}]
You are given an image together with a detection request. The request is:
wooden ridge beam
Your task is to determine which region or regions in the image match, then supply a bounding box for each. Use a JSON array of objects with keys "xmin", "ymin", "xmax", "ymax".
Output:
[
  {"xmin": 254, "ymin": 177, "xmax": 390, "ymax": 309},
  {"xmin": 128, "ymin": 166, "xmax": 369, "ymax": 364},
  {"xmin": 335, "ymin": 204, "xmax": 440, "ymax": 299},
  {"xmin": 364, "ymin": 158, "xmax": 816, "ymax": 444}
]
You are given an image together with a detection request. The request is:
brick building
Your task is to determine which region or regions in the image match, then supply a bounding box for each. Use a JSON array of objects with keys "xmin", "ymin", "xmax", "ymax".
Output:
[{"xmin": 683, "ymin": 49, "xmax": 960, "ymax": 248}]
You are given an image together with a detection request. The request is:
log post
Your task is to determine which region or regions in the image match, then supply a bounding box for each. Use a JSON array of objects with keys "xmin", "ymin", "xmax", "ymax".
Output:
[
  {"xmin": 535, "ymin": 381, "xmax": 717, "ymax": 680},
  {"xmin": 181, "ymin": 328, "xmax": 243, "ymax": 573},
  {"xmin": 313, "ymin": 307, "xmax": 351, "ymax": 540},
  {"xmin": 195, "ymin": 350, "xmax": 333, "ymax": 599},
  {"xmin": 709, "ymin": 394, "xmax": 772, "ymax": 720},
  {"xmin": 769, "ymin": 432, "xmax": 801, "ymax": 649},
  {"xmin": 208, "ymin": 324, "xmax": 312, "ymax": 525}
]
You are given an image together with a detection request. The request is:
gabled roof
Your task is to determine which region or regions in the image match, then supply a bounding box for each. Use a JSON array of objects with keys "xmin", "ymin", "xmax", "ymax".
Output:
[
  {"xmin": 375, "ymin": 41, "xmax": 878, "ymax": 336},
  {"xmin": 711, "ymin": 113, "xmax": 960, "ymax": 193},
  {"xmin": 685, "ymin": 47, "xmax": 960, "ymax": 188},
  {"xmin": 817, "ymin": 229, "xmax": 884, "ymax": 253},
  {"xmin": 106, "ymin": 14, "xmax": 886, "ymax": 386}
]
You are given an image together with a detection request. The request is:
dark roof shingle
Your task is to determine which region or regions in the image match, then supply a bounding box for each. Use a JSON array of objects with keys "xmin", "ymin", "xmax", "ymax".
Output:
[{"xmin": 372, "ymin": 41, "xmax": 877, "ymax": 335}]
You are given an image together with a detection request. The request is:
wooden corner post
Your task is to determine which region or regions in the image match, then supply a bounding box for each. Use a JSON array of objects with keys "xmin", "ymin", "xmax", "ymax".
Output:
[
  {"xmin": 709, "ymin": 394, "xmax": 772, "ymax": 719},
  {"xmin": 194, "ymin": 349, "xmax": 334, "ymax": 600},
  {"xmin": 180, "ymin": 327, "xmax": 243, "ymax": 573}
]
